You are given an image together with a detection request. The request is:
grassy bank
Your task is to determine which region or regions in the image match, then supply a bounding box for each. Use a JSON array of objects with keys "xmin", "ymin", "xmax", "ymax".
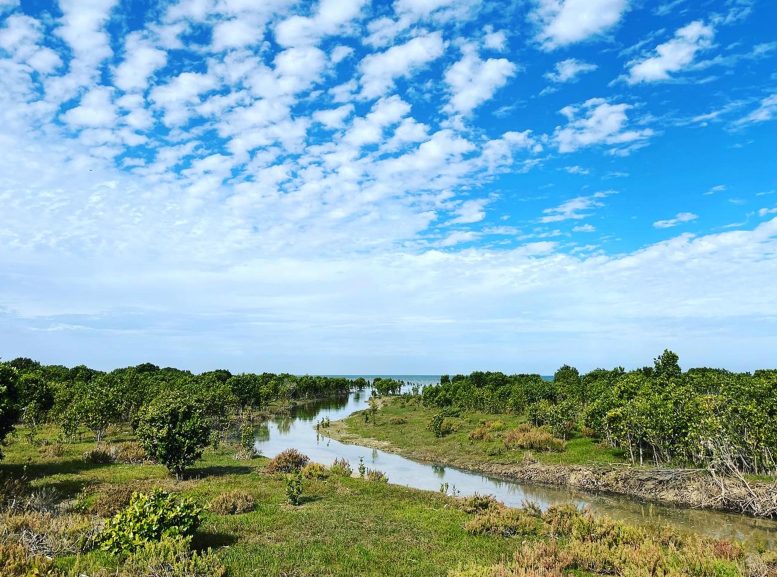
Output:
[
  {"xmin": 325, "ymin": 397, "xmax": 777, "ymax": 518},
  {"xmin": 1, "ymin": 424, "xmax": 520, "ymax": 577}
]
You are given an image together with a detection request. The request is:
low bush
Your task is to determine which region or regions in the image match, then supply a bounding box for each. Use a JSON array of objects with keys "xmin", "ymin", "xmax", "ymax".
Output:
[
  {"xmin": 542, "ymin": 504, "xmax": 579, "ymax": 537},
  {"xmin": 119, "ymin": 536, "xmax": 226, "ymax": 577},
  {"xmin": 388, "ymin": 416, "xmax": 408, "ymax": 425},
  {"xmin": 503, "ymin": 426, "xmax": 565, "ymax": 452},
  {"xmin": 302, "ymin": 462, "xmax": 330, "ymax": 480},
  {"xmin": 100, "ymin": 490, "xmax": 201, "ymax": 554},
  {"xmin": 366, "ymin": 469, "xmax": 388, "ymax": 483},
  {"xmin": 83, "ymin": 445, "xmax": 114, "ymax": 464},
  {"xmin": 458, "ymin": 493, "xmax": 500, "ymax": 514},
  {"xmin": 113, "ymin": 442, "xmax": 148, "ymax": 464},
  {"xmin": 285, "ymin": 472, "xmax": 303, "ymax": 506},
  {"xmin": 330, "ymin": 457, "xmax": 353, "ymax": 477},
  {"xmin": 266, "ymin": 448, "xmax": 310, "ymax": 474},
  {"xmin": 209, "ymin": 490, "xmax": 255, "ymax": 515},
  {"xmin": 464, "ymin": 507, "xmax": 540, "ymax": 537}
]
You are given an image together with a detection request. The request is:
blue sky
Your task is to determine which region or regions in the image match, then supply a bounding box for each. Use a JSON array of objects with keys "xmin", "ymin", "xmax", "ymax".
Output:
[{"xmin": 0, "ymin": 0, "xmax": 776, "ymax": 374}]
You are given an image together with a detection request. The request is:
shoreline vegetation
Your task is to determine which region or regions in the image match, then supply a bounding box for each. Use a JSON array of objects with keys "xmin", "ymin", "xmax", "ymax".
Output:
[{"xmin": 1, "ymin": 353, "xmax": 776, "ymax": 576}]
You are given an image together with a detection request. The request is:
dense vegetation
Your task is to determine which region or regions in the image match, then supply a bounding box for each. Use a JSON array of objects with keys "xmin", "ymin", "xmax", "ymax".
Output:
[
  {"xmin": 0, "ymin": 356, "xmax": 360, "ymax": 466},
  {"xmin": 421, "ymin": 351, "xmax": 777, "ymax": 475}
]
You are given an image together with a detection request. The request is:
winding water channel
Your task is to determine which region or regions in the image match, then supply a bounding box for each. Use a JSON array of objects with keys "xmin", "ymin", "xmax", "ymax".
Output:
[{"xmin": 255, "ymin": 380, "xmax": 777, "ymax": 548}]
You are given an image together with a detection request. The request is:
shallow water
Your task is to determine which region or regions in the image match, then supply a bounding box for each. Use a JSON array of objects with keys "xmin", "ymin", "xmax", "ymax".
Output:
[{"xmin": 255, "ymin": 380, "xmax": 777, "ymax": 548}]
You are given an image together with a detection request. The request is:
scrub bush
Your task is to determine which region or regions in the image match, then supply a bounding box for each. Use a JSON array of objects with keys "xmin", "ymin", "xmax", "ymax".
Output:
[
  {"xmin": 100, "ymin": 490, "xmax": 201, "ymax": 554},
  {"xmin": 209, "ymin": 490, "xmax": 255, "ymax": 515},
  {"xmin": 266, "ymin": 448, "xmax": 309, "ymax": 474}
]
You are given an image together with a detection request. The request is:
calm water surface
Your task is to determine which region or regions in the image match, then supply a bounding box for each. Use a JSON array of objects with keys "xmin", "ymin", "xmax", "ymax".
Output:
[{"xmin": 255, "ymin": 377, "xmax": 777, "ymax": 548}]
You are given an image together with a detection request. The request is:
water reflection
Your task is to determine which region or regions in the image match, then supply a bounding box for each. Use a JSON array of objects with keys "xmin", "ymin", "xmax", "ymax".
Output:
[{"xmin": 255, "ymin": 381, "xmax": 776, "ymax": 548}]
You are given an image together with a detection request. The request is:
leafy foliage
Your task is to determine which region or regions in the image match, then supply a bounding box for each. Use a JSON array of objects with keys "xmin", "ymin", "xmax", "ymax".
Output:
[
  {"xmin": 135, "ymin": 393, "xmax": 211, "ymax": 478},
  {"xmin": 423, "ymin": 351, "xmax": 777, "ymax": 474},
  {"xmin": 285, "ymin": 471, "xmax": 303, "ymax": 506},
  {"xmin": 0, "ymin": 363, "xmax": 20, "ymax": 459},
  {"xmin": 100, "ymin": 490, "xmax": 202, "ymax": 554}
]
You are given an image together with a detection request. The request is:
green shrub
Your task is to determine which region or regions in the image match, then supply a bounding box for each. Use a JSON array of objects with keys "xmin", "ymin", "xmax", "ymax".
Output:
[
  {"xmin": 388, "ymin": 416, "xmax": 408, "ymax": 425},
  {"xmin": 209, "ymin": 490, "xmax": 255, "ymax": 515},
  {"xmin": 428, "ymin": 413, "xmax": 457, "ymax": 437},
  {"xmin": 285, "ymin": 471, "xmax": 303, "ymax": 506},
  {"xmin": 302, "ymin": 462, "xmax": 330, "ymax": 479},
  {"xmin": 119, "ymin": 536, "xmax": 226, "ymax": 577},
  {"xmin": 135, "ymin": 393, "xmax": 211, "ymax": 479},
  {"xmin": 366, "ymin": 469, "xmax": 388, "ymax": 483},
  {"xmin": 330, "ymin": 457, "xmax": 353, "ymax": 477},
  {"xmin": 267, "ymin": 448, "xmax": 310, "ymax": 473},
  {"xmin": 100, "ymin": 490, "xmax": 202, "ymax": 554}
]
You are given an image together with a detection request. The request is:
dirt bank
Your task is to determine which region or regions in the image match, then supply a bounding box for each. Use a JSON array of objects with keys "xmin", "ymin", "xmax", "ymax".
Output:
[{"xmin": 324, "ymin": 421, "xmax": 777, "ymax": 518}]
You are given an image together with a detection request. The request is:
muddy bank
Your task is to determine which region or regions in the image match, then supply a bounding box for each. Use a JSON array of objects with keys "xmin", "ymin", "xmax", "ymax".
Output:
[{"xmin": 324, "ymin": 421, "xmax": 777, "ymax": 519}]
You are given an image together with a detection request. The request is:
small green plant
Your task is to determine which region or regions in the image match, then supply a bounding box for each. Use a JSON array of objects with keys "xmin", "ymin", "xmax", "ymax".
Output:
[
  {"xmin": 428, "ymin": 413, "xmax": 456, "ymax": 437},
  {"xmin": 240, "ymin": 423, "xmax": 254, "ymax": 451},
  {"xmin": 209, "ymin": 490, "xmax": 255, "ymax": 515},
  {"xmin": 366, "ymin": 469, "xmax": 388, "ymax": 483},
  {"xmin": 266, "ymin": 448, "xmax": 310, "ymax": 473},
  {"xmin": 388, "ymin": 416, "xmax": 408, "ymax": 425},
  {"xmin": 358, "ymin": 457, "xmax": 366, "ymax": 478},
  {"xmin": 330, "ymin": 457, "xmax": 353, "ymax": 477},
  {"xmin": 100, "ymin": 490, "xmax": 202, "ymax": 554},
  {"xmin": 285, "ymin": 471, "xmax": 303, "ymax": 506}
]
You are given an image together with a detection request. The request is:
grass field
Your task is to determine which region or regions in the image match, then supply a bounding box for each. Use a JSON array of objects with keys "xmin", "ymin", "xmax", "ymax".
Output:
[{"xmin": 1, "ymin": 424, "xmax": 520, "ymax": 577}]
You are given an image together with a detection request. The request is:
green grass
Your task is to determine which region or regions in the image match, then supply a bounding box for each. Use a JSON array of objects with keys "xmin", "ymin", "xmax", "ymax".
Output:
[
  {"xmin": 331, "ymin": 397, "xmax": 625, "ymax": 469},
  {"xmin": 2, "ymin": 424, "xmax": 519, "ymax": 577}
]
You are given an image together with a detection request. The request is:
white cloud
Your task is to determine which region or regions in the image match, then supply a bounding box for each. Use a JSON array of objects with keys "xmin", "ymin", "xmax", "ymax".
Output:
[
  {"xmin": 331, "ymin": 45, "xmax": 354, "ymax": 64},
  {"xmin": 275, "ymin": 0, "xmax": 367, "ymax": 47},
  {"xmin": 532, "ymin": 0, "xmax": 629, "ymax": 49},
  {"xmin": 444, "ymin": 44, "xmax": 515, "ymax": 115},
  {"xmin": 704, "ymin": 184, "xmax": 726, "ymax": 195},
  {"xmin": 758, "ymin": 207, "xmax": 777, "ymax": 217},
  {"xmin": 150, "ymin": 71, "xmax": 219, "ymax": 126},
  {"xmin": 450, "ymin": 199, "xmax": 488, "ymax": 224},
  {"xmin": 573, "ymin": 224, "xmax": 596, "ymax": 232},
  {"xmin": 554, "ymin": 98, "xmax": 653, "ymax": 154},
  {"xmin": 313, "ymin": 104, "xmax": 354, "ymax": 129},
  {"xmin": 114, "ymin": 33, "xmax": 168, "ymax": 92},
  {"xmin": 0, "ymin": 0, "xmax": 20, "ymax": 11},
  {"xmin": 653, "ymin": 212, "xmax": 698, "ymax": 228},
  {"xmin": 48, "ymin": 0, "xmax": 118, "ymax": 102},
  {"xmin": 627, "ymin": 21, "xmax": 714, "ymax": 84},
  {"xmin": 545, "ymin": 58, "xmax": 597, "ymax": 83},
  {"xmin": 540, "ymin": 191, "xmax": 612, "ymax": 223},
  {"xmin": 483, "ymin": 28, "xmax": 507, "ymax": 51},
  {"xmin": 62, "ymin": 86, "xmax": 117, "ymax": 128},
  {"xmin": 359, "ymin": 31, "xmax": 444, "ymax": 99},
  {"xmin": 735, "ymin": 93, "xmax": 777, "ymax": 126},
  {"xmin": 565, "ymin": 165, "xmax": 590, "ymax": 175}
]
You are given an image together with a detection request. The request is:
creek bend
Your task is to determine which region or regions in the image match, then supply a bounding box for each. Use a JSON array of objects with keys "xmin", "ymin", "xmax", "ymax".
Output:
[{"xmin": 255, "ymin": 384, "xmax": 777, "ymax": 548}]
